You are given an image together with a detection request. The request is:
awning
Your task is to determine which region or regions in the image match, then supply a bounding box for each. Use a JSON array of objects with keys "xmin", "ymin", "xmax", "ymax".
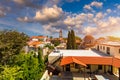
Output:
[
  {"xmin": 113, "ymin": 58, "xmax": 120, "ymax": 68},
  {"xmin": 60, "ymin": 57, "xmax": 87, "ymax": 67},
  {"xmin": 60, "ymin": 56, "xmax": 120, "ymax": 68}
]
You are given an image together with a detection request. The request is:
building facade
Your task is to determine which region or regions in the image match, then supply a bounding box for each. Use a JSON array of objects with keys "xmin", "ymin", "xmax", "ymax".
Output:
[
  {"xmin": 48, "ymin": 42, "xmax": 120, "ymax": 79},
  {"xmin": 95, "ymin": 42, "xmax": 120, "ymax": 77}
]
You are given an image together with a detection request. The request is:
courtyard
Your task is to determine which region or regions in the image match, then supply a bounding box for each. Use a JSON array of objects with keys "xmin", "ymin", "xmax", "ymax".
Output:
[{"xmin": 50, "ymin": 72, "xmax": 119, "ymax": 80}]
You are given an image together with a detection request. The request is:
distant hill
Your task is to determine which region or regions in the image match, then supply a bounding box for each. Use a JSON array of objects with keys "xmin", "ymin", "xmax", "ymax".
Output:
[{"xmin": 107, "ymin": 36, "xmax": 120, "ymax": 42}]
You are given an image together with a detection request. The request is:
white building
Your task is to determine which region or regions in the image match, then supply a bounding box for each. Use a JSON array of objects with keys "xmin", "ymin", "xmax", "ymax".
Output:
[
  {"xmin": 48, "ymin": 42, "xmax": 120, "ymax": 79},
  {"xmin": 95, "ymin": 41, "xmax": 120, "ymax": 59}
]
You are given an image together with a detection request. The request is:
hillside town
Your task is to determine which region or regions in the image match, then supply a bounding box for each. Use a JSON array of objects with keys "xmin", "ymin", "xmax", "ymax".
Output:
[
  {"xmin": 24, "ymin": 29, "xmax": 120, "ymax": 80},
  {"xmin": 0, "ymin": 0, "xmax": 120, "ymax": 80}
]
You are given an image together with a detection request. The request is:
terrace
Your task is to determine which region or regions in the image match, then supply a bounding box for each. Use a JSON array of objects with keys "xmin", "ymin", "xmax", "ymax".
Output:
[{"xmin": 50, "ymin": 72, "xmax": 119, "ymax": 80}]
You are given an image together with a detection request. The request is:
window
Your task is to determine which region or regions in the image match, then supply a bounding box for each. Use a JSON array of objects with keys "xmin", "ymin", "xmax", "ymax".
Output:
[
  {"xmin": 106, "ymin": 47, "xmax": 110, "ymax": 54},
  {"xmin": 119, "ymin": 49, "xmax": 120, "ymax": 53},
  {"xmin": 86, "ymin": 65, "xmax": 90, "ymax": 69},
  {"xmin": 98, "ymin": 65, "xmax": 102, "ymax": 70},
  {"xmin": 75, "ymin": 63, "xmax": 79, "ymax": 69},
  {"xmin": 100, "ymin": 46, "xmax": 102, "ymax": 49},
  {"xmin": 97, "ymin": 46, "xmax": 99, "ymax": 50}
]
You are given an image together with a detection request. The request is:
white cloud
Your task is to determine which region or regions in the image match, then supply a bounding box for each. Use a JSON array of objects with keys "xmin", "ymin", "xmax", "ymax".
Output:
[
  {"xmin": 16, "ymin": 2, "xmax": 120, "ymax": 36},
  {"xmin": 106, "ymin": 9, "xmax": 111, "ymax": 13},
  {"xmin": 0, "ymin": 6, "xmax": 9, "ymax": 17},
  {"xmin": 0, "ymin": 10, "xmax": 6, "ymax": 17},
  {"xmin": 95, "ymin": 17, "xmax": 120, "ymax": 34},
  {"xmin": 95, "ymin": 12, "xmax": 104, "ymax": 19},
  {"xmin": 64, "ymin": 13, "xmax": 90, "ymax": 29},
  {"xmin": 83, "ymin": 26, "xmax": 97, "ymax": 35},
  {"xmin": 17, "ymin": 16, "xmax": 32, "ymax": 22},
  {"xmin": 117, "ymin": 5, "xmax": 120, "ymax": 9},
  {"xmin": 84, "ymin": 5, "xmax": 92, "ymax": 10},
  {"xmin": 66, "ymin": 0, "xmax": 80, "ymax": 2},
  {"xmin": 91, "ymin": 1, "xmax": 103, "ymax": 7},
  {"xmin": 83, "ymin": 1, "xmax": 103, "ymax": 11},
  {"xmin": 13, "ymin": 0, "xmax": 25, "ymax": 4},
  {"xmin": 34, "ymin": 5, "xmax": 63, "ymax": 22},
  {"xmin": 43, "ymin": 24, "xmax": 60, "ymax": 34}
]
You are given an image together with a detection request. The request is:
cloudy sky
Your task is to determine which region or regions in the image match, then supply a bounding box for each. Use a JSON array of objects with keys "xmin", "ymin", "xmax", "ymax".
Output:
[{"xmin": 0, "ymin": 0, "xmax": 120, "ymax": 38}]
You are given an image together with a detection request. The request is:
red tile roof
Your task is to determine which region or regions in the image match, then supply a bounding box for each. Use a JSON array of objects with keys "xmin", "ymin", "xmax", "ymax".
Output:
[
  {"xmin": 28, "ymin": 41, "xmax": 42, "ymax": 47},
  {"xmin": 76, "ymin": 57, "xmax": 112, "ymax": 65},
  {"xmin": 60, "ymin": 57, "xmax": 87, "ymax": 67},
  {"xmin": 60, "ymin": 57, "xmax": 120, "ymax": 68},
  {"xmin": 113, "ymin": 58, "xmax": 120, "ymax": 68},
  {"xmin": 31, "ymin": 36, "xmax": 46, "ymax": 39}
]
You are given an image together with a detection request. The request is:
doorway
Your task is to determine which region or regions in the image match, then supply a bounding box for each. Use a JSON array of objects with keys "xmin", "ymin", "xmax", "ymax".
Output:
[{"xmin": 66, "ymin": 64, "xmax": 70, "ymax": 71}]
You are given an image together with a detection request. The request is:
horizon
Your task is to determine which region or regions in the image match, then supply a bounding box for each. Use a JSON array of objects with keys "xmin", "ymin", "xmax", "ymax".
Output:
[{"xmin": 0, "ymin": 0, "xmax": 120, "ymax": 38}]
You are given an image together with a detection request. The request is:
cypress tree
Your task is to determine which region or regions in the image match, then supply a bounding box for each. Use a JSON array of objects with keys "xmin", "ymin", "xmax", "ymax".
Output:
[
  {"xmin": 71, "ymin": 30, "xmax": 76, "ymax": 49},
  {"xmin": 38, "ymin": 48, "xmax": 45, "ymax": 71},
  {"xmin": 67, "ymin": 31, "xmax": 71, "ymax": 49}
]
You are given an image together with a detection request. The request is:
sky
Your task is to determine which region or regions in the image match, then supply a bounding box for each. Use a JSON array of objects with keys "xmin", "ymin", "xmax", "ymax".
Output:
[{"xmin": 0, "ymin": 0, "xmax": 120, "ymax": 38}]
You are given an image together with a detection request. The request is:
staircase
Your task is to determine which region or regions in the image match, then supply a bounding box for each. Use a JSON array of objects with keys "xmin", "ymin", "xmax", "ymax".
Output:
[{"xmin": 47, "ymin": 54, "xmax": 62, "ymax": 75}]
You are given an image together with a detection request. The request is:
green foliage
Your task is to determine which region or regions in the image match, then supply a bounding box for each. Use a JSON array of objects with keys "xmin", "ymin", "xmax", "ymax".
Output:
[
  {"xmin": 0, "ymin": 66, "xmax": 23, "ymax": 80},
  {"xmin": 71, "ymin": 30, "xmax": 76, "ymax": 49},
  {"xmin": 38, "ymin": 48, "xmax": 45, "ymax": 70},
  {"xmin": 44, "ymin": 55, "xmax": 48, "ymax": 63},
  {"xmin": 67, "ymin": 31, "xmax": 72, "ymax": 49},
  {"xmin": 0, "ymin": 30, "xmax": 45, "ymax": 80},
  {"xmin": 67, "ymin": 30, "xmax": 76, "ymax": 49},
  {"xmin": 0, "ymin": 51, "xmax": 45, "ymax": 80},
  {"xmin": 75, "ymin": 36, "xmax": 82, "ymax": 42},
  {"xmin": 45, "ymin": 44, "xmax": 54, "ymax": 50},
  {"xmin": 50, "ymin": 36, "xmax": 53, "ymax": 39},
  {"xmin": 0, "ymin": 30, "xmax": 29, "ymax": 64},
  {"xmin": 51, "ymin": 39, "xmax": 60, "ymax": 46}
]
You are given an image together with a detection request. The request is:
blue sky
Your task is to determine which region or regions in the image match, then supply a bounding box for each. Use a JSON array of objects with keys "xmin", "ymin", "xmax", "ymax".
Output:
[{"xmin": 0, "ymin": 0, "xmax": 120, "ymax": 38}]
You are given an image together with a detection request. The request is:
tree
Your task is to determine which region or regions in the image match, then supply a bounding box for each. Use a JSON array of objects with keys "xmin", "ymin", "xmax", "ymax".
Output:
[
  {"xmin": 0, "ymin": 30, "xmax": 29, "ymax": 64},
  {"xmin": 75, "ymin": 36, "xmax": 82, "ymax": 42},
  {"xmin": 45, "ymin": 44, "xmax": 54, "ymax": 50},
  {"xmin": 0, "ymin": 66, "xmax": 23, "ymax": 80},
  {"xmin": 67, "ymin": 31, "xmax": 71, "ymax": 49},
  {"xmin": 67, "ymin": 30, "xmax": 76, "ymax": 49},
  {"xmin": 81, "ymin": 35, "xmax": 95, "ymax": 49},
  {"xmin": 83, "ymin": 35, "xmax": 94, "ymax": 44},
  {"xmin": 7, "ymin": 52, "xmax": 45, "ymax": 80},
  {"xmin": 51, "ymin": 39, "xmax": 60, "ymax": 46},
  {"xmin": 38, "ymin": 48, "xmax": 45, "ymax": 71},
  {"xmin": 71, "ymin": 30, "xmax": 76, "ymax": 49}
]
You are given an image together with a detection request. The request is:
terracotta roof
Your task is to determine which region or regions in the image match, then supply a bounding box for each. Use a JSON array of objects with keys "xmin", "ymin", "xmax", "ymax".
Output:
[
  {"xmin": 31, "ymin": 36, "xmax": 46, "ymax": 39},
  {"xmin": 60, "ymin": 57, "xmax": 120, "ymax": 68},
  {"xmin": 113, "ymin": 58, "xmax": 120, "ymax": 68},
  {"xmin": 60, "ymin": 57, "xmax": 87, "ymax": 67},
  {"xmin": 75, "ymin": 57, "xmax": 112, "ymax": 65},
  {"xmin": 28, "ymin": 41, "xmax": 42, "ymax": 47}
]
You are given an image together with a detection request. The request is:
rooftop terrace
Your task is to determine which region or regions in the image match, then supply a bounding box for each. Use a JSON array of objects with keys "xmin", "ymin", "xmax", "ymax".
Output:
[{"xmin": 49, "ymin": 49, "xmax": 110, "ymax": 57}]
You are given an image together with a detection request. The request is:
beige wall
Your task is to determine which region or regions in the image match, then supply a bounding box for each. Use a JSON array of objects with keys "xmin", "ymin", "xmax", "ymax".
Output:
[
  {"xmin": 113, "ymin": 66, "xmax": 119, "ymax": 77},
  {"xmin": 95, "ymin": 44, "xmax": 120, "ymax": 59},
  {"xmin": 43, "ymin": 47, "xmax": 49, "ymax": 56},
  {"xmin": 40, "ymin": 70, "xmax": 50, "ymax": 80},
  {"xmin": 63, "ymin": 64, "xmax": 110, "ymax": 73}
]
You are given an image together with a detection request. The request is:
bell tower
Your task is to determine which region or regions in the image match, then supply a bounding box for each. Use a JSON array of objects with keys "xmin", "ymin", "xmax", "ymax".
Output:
[{"xmin": 59, "ymin": 30, "xmax": 62, "ymax": 38}]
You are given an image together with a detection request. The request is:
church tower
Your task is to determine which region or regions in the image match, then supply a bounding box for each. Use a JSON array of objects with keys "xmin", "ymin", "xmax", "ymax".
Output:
[{"xmin": 59, "ymin": 30, "xmax": 62, "ymax": 38}]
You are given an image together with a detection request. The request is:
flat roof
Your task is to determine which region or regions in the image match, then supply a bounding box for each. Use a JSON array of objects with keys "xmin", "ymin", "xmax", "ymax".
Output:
[
  {"xmin": 98, "ymin": 41, "xmax": 120, "ymax": 47},
  {"xmin": 49, "ymin": 49, "xmax": 109, "ymax": 57}
]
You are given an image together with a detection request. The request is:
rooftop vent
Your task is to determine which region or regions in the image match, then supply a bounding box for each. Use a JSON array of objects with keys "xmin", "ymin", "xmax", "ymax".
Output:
[{"xmin": 53, "ymin": 49, "xmax": 60, "ymax": 53}]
